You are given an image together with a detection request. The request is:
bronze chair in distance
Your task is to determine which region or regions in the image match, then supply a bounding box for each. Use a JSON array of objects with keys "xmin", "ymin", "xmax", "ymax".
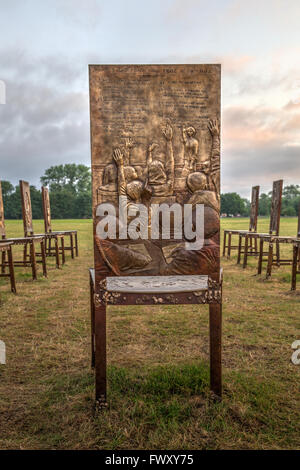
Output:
[
  {"xmin": 237, "ymin": 180, "xmax": 283, "ymax": 270},
  {"xmin": 264, "ymin": 202, "xmax": 300, "ymax": 280},
  {"xmin": 20, "ymin": 180, "xmax": 65, "ymax": 269},
  {"xmin": 0, "ymin": 181, "xmax": 47, "ymax": 281},
  {"xmin": 41, "ymin": 186, "xmax": 78, "ymax": 260},
  {"xmin": 223, "ymin": 185, "xmax": 259, "ymax": 259}
]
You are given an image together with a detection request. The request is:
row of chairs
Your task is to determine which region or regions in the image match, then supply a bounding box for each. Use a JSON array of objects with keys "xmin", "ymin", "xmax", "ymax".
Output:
[
  {"xmin": 0, "ymin": 180, "xmax": 79, "ymax": 293},
  {"xmin": 223, "ymin": 180, "xmax": 300, "ymax": 290}
]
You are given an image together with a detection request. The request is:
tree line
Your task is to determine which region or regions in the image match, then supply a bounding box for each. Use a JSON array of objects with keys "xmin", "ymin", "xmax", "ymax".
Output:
[
  {"xmin": 1, "ymin": 163, "xmax": 300, "ymax": 219},
  {"xmin": 2, "ymin": 164, "xmax": 92, "ymax": 219},
  {"xmin": 221, "ymin": 185, "xmax": 300, "ymax": 217}
]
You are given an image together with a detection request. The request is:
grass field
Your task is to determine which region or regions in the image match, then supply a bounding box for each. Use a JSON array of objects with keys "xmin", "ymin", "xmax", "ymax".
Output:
[{"xmin": 0, "ymin": 218, "xmax": 299, "ymax": 450}]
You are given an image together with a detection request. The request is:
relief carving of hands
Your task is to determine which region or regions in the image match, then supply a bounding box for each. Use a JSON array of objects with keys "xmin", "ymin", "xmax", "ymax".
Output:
[
  {"xmin": 208, "ymin": 119, "xmax": 220, "ymax": 137},
  {"xmin": 113, "ymin": 148, "xmax": 124, "ymax": 166},
  {"xmin": 148, "ymin": 142, "xmax": 159, "ymax": 153},
  {"xmin": 161, "ymin": 121, "xmax": 173, "ymax": 141}
]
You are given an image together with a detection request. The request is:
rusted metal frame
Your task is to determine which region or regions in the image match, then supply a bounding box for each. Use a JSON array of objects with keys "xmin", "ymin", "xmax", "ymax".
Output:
[
  {"xmin": 237, "ymin": 232, "xmax": 260, "ymax": 266},
  {"xmin": 41, "ymin": 186, "xmax": 78, "ymax": 259},
  {"xmin": 224, "ymin": 186, "xmax": 260, "ymax": 259},
  {"xmin": 92, "ymin": 274, "xmax": 222, "ymax": 408},
  {"xmin": 89, "ymin": 269, "xmax": 96, "ymax": 369}
]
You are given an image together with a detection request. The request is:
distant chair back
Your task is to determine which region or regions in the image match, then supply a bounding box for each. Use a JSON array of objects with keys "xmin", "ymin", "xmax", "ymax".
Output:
[
  {"xmin": 0, "ymin": 182, "xmax": 6, "ymax": 239},
  {"xmin": 269, "ymin": 180, "xmax": 283, "ymax": 236},
  {"xmin": 249, "ymin": 185, "xmax": 260, "ymax": 232},
  {"xmin": 41, "ymin": 186, "xmax": 52, "ymax": 233},
  {"xmin": 19, "ymin": 180, "xmax": 34, "ymax": 237}
]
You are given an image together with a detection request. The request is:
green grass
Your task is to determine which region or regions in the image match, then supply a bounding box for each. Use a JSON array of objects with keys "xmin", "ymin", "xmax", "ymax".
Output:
[{"xmin": 0, "ymin": 218, "xmax": 299, "ymax": 449}]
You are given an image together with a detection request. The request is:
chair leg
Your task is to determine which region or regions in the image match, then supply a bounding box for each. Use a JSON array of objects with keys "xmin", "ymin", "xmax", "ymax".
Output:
[
  {"xmin": 30, "ymin": 242, "xmax": 37, "ymax": 280},
  {"xmin": 291, "ymin": 245, "xmax": 298, "ymax": 290},
  {"xmin": 95, "ymin": 302, "xmax": 107, "ymax": 408},
  {"xmin": 7, "ymin": 247, "xmax": 16, "ymax": 293},
  {"xmin": 222, "ymin": 231, "xmax": 226, "ymax": 257},
  {"xmin": 266, "ymin": 242, "xmax": 273, "ymax": 279},
  {"xmin": 209, "ymin": 303, "xmax": 222, "ymax": 399},
  {"xmin": 237, "ymin": 234, "xmax": 242, "ymax": 264},
  {"xmin": 55, "ymin": 237, "xmax": 60, "ymax": 269},
  {"xmin": 254, "ymin": 237, "xmax": 258, "ymax": 255},
  {"xmin": 243, "ymin": 235, "xmax": 249, "ymax": 268},
  {"xmin": 276, "ymin": 241, "xmax": 280, "ymax": 266},
  {"xmin": 48, "ymin": 237, "xmax": 52, "ymax": 256},
  {"xmin": 41, "ymin": 240, "xmax": 47, "ymax": 277},
  {"xmin": 257, "ymin": 238, "xmax": 263, "ymax": 275},
  {"xmin": 75, "ymin": 232, "xmax": 78, "ymax": 257},
  {"xmin": 227, "ymin": 232, "xmax": 232, "ymax": 258},
  {"xmin": 61, "ymin": 237, "xmax": 65, "ymax": 265},
  {"xmin": 90, "ymin": 277, "xmax": 95, "ymax": 369},
  {"xmin": 23, "ymin": 242, "xmax": 28, "ymax": 264},
  {"xmin": 70, "ymin": 233, "xmax": 75, "ymax": 259},
  {"xmin": 1, "ymin": 250, "xmax": 6, "ymax": 274}
]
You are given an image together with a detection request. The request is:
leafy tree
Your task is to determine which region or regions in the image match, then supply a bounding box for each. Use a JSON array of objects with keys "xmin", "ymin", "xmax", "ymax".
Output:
[
  {"xmin": 220, "ymin": 192, "xmax": 249, "ymax": 216},
  {"xmin": 40, "ymin": 164, "xmax": 92, "ymax": 219}
]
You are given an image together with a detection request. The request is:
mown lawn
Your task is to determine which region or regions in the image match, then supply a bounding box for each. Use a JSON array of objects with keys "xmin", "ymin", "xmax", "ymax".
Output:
[{"xmin": 0, "ymin": 218, "xmax": 299, "ymax": 450}]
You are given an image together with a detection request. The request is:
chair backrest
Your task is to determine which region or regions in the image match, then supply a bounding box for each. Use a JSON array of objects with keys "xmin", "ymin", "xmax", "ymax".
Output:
[
  {"xmin": 41, "ymin": 186, "xmax": 52, "ymax": 233},
  {"xmin": 249, "ymin": 185, "xmax": 260, "ymax": 232},
  {"xmin": 19, "ymin": 180, "xmax": 34, "ymax": 236},
  {"xmin": 0, "ymin": 181, "xmax": 6, "ymax": 239},
  {"xmin": 89, "ymin": 64, "xmax": 221, "ymax": 282},
  {"xmin": 269, "ymin": 179, "xmax": 283, "ymax": 235}
]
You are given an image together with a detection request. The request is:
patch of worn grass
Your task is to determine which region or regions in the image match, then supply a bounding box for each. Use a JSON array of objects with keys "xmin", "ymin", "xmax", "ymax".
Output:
[{"xmin": 0, "ymin": 218, "xmax": 299, "ymax": 449}]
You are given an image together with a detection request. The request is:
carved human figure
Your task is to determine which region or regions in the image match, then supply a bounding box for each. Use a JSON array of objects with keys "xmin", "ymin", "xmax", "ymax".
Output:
[
  {"xmin": 147, "ymin": 121, "xmax": 175, "ymax": 197},
  {"xmin": 182, "ymin": 126, "xmax": 198, "ymax": 176},
  {"xmin": 159, "ymin": 171, "xmax": 219, "ymax": 276},
  {"xmin": 95, "ymin": 147, "xmax": 152, "ymax": 275}
]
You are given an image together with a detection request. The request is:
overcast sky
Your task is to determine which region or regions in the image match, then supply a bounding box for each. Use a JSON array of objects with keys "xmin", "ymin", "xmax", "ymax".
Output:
[{"xmin": 0, "ymin": 0, "xmax": 300, "ymax": 197}]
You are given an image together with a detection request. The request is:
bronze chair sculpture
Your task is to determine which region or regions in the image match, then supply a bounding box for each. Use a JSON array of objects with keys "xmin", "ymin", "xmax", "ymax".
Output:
[
  {"xmin": 223, "ymin": 185, "xmax": 260, "ymax": 258},
  {"xmin": 0, "ymin": 180, "xmax": 46, "ymax": 281},
  {"xmin": 20, "ymin": 180, "xmax": 65, "ymax": 269},
  {"xmin": 260, "ymin": 200, "xmax": 300, "ymax": 279},
  {"xmin": 238, "ymin": 180, "xmax": 283, "ymax": 270},
  {"xmin": 41, "ymin": 186, "xmax": 78, "ymax": 260},
  {"xmin": 89, "ymin": 64, "xmax": 222, "ymax": 408}
]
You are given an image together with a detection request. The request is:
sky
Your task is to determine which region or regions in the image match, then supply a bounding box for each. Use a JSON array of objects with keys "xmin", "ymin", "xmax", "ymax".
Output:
[{"xmin": 0, "ymin": 0, "xmax": 300, "ymax": 198}]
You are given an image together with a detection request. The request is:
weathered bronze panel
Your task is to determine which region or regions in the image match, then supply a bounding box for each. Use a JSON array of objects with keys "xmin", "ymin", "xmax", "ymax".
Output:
[
  {"xmin": 19, "ymin": 180, "xmax": 34, "ymax": 236},
  {"xmin": 269, "ymin": 179, "xmax": 283, "ymax": 235},
  {"xmin": 89, "ymin": 65, "xmax": 221, "ymax": 280},
  {"xmin": 42, "ymin": 186, "xmax": 52, "ymax": 233},
  {"xmin": 249, "ymin": 185, "xmax": 260, "ymax": 232}
]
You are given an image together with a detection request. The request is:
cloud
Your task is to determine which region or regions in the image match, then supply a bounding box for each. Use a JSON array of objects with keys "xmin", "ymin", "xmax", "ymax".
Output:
[{"xmin": 0, "ymin": 49, "xmax": 89, "ymax": 186}]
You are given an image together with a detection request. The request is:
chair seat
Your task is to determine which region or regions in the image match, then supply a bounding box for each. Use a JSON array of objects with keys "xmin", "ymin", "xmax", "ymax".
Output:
[
  {"xmin": 225, "ymin": 229, "xmax": 249, "ymax": 234},
  {"xmin": 3, "ymin": 236, "xmax": 44, "ymax": 243},
  {"xmin": 106, "ymin": 275, "xmax": 209, "ymax": 294},
  {"xmin": 0, "ymin": 241, "xmax": 13, "ymax": 250}
]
